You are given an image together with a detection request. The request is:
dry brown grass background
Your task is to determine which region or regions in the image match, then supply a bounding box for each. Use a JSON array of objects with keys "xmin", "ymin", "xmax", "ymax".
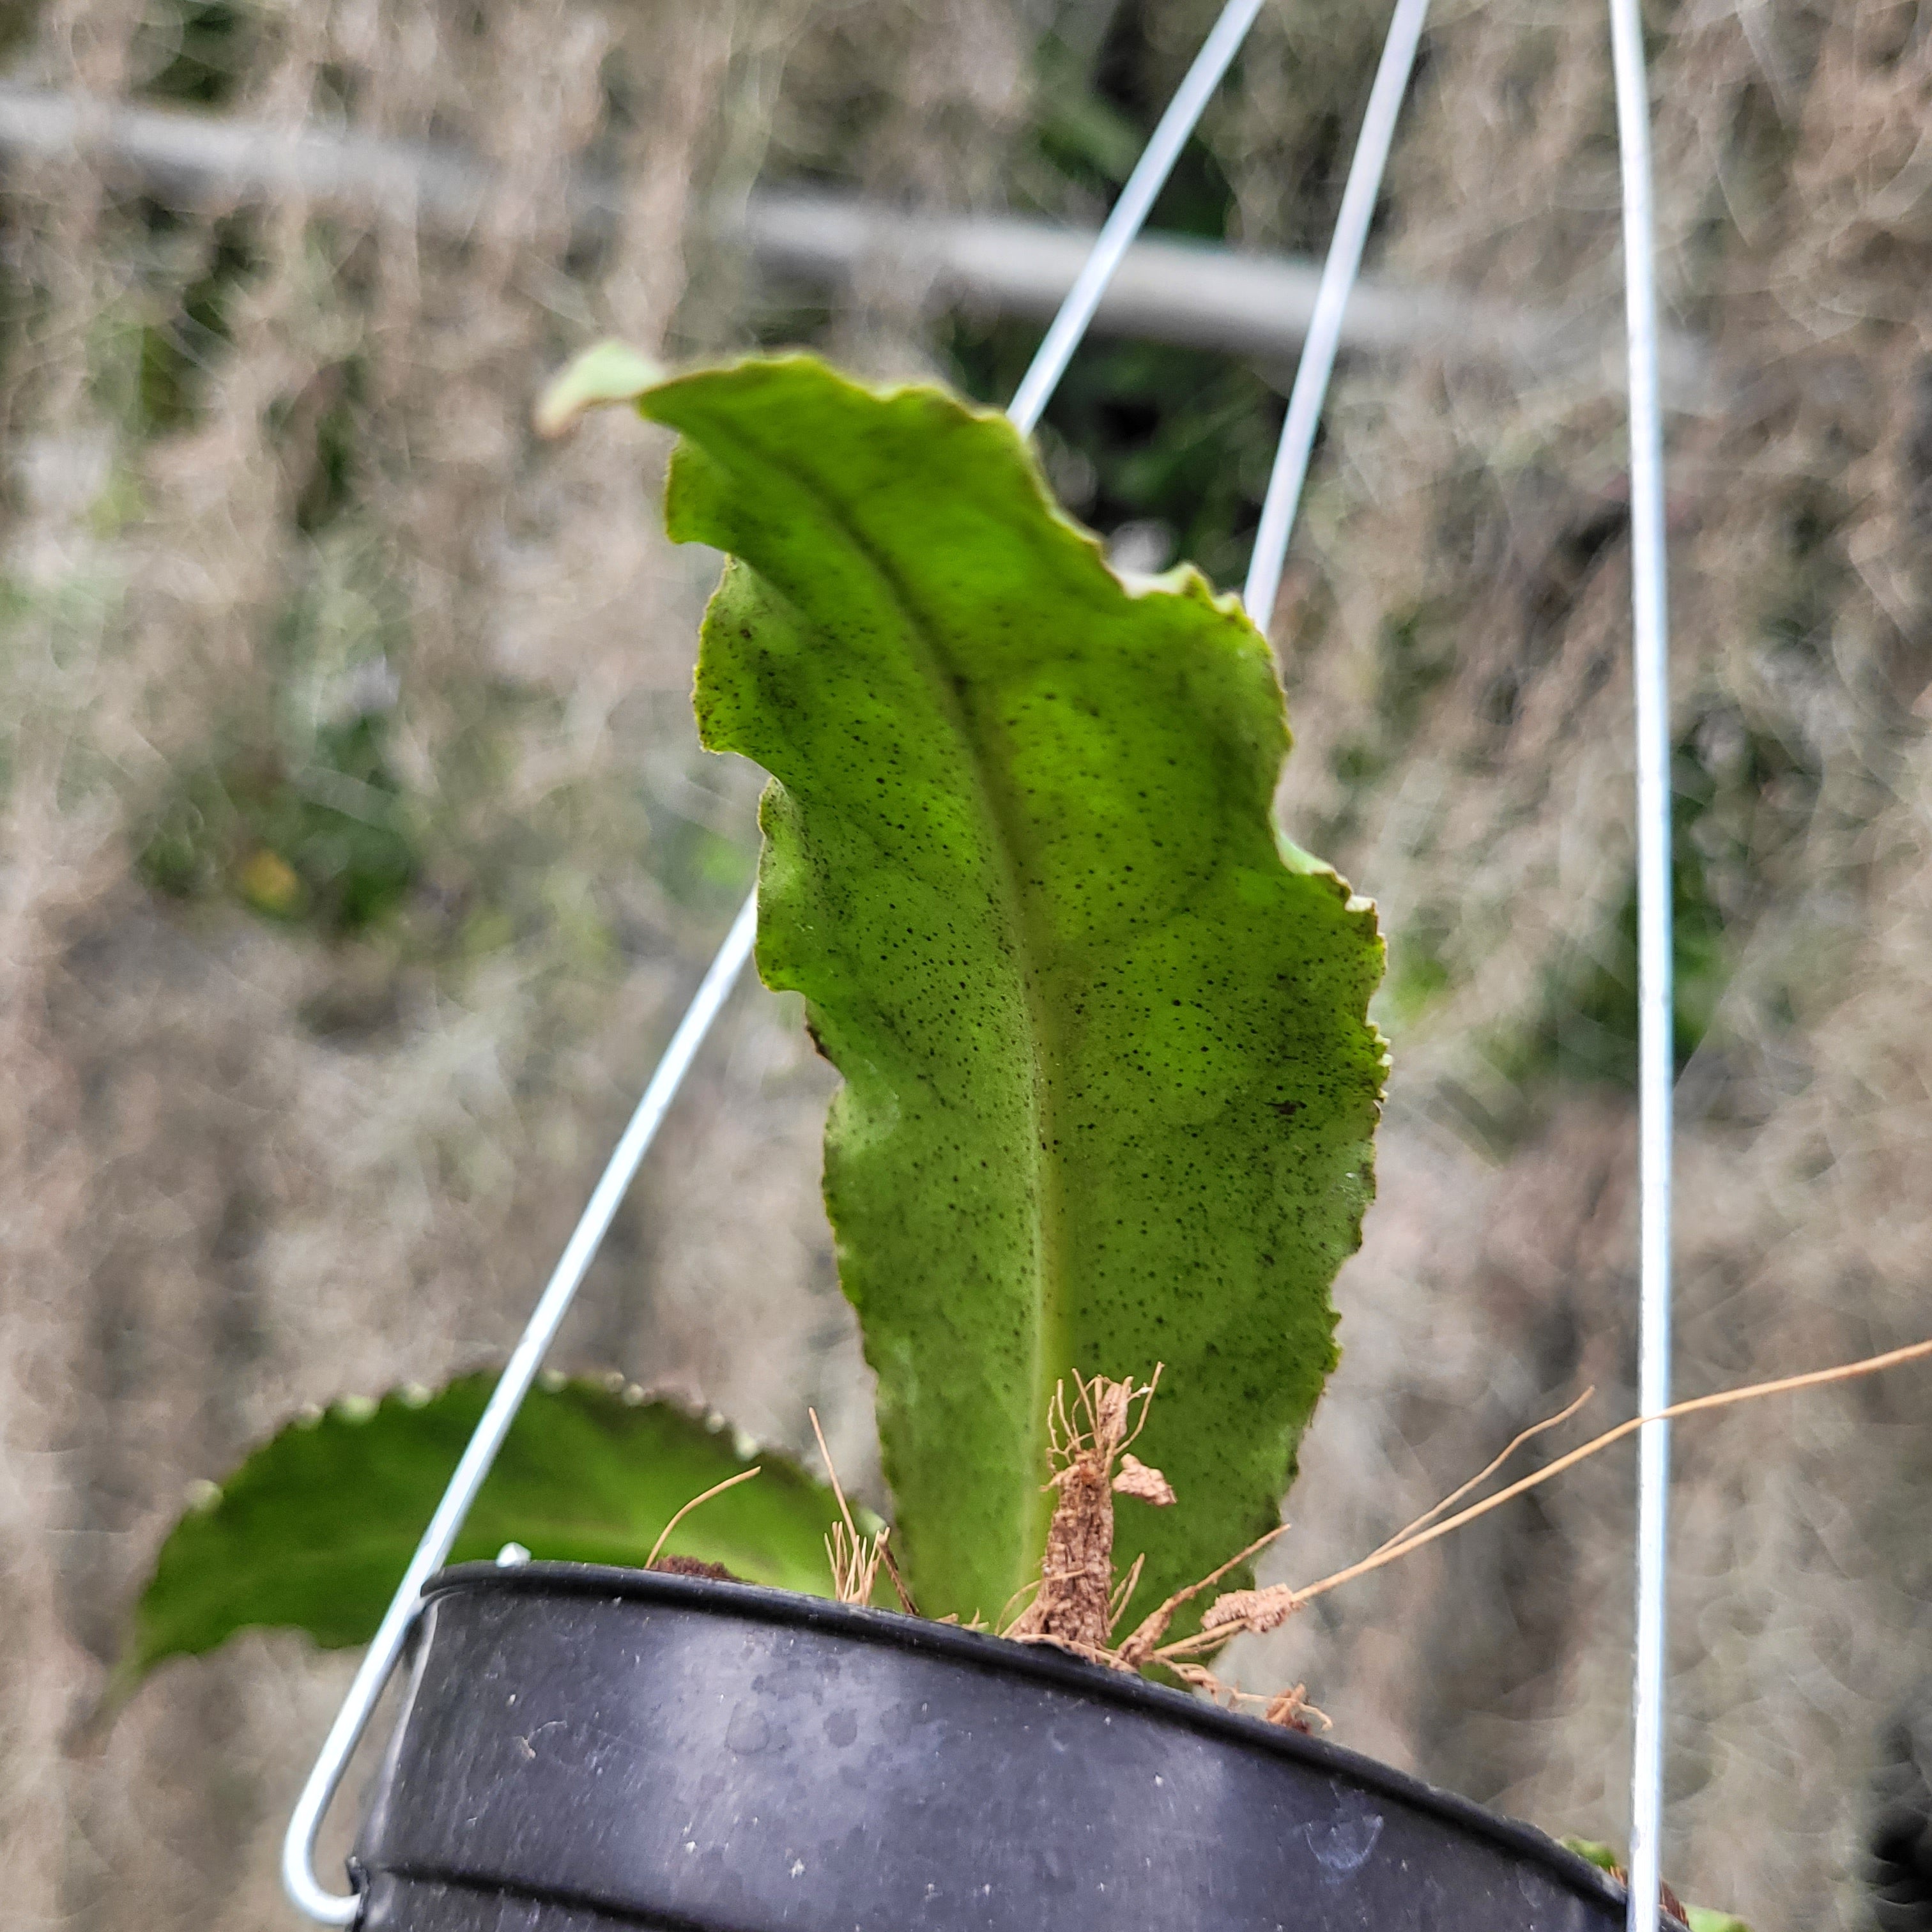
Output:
[{"xmin": 2, "ymin": 1, "xmax": 1930, "ymax": 1928}]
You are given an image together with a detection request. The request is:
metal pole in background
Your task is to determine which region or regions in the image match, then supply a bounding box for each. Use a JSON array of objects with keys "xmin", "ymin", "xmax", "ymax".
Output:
[
  {"xmin": 0, "ymin": 81, "xmax": 1713, "ymax": 397},
  {"xmin": 1607, "ymin": 0, "xmax": 1676, "ymax": 1923},
  {"xmin": 278, "ymin": 0, "xmax": 1269, "ymax": 1916}
]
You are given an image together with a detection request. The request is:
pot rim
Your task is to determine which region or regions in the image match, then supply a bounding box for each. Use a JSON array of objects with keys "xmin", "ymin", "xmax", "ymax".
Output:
[{"xmin": 423, "ymin": 1559, "xmax": 1648, "ymax": 1922}]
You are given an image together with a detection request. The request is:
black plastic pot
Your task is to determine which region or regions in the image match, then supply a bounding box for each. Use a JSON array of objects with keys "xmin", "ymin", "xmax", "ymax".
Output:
[{"xmin": 353, "ymin": 1562, "xmax": 1667, "ymax": 1931}]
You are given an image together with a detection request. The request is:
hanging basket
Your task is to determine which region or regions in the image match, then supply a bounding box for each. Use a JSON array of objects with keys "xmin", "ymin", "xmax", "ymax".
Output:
[{"xmin": 351, "ymin": 1563, "xmax": 1669, "ymax": 1932}]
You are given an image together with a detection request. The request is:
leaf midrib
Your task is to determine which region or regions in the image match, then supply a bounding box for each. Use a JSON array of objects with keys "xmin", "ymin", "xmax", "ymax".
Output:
[{"xmin": 698, "ymin": 406, "xmax": 1070, "ymax": 1592}]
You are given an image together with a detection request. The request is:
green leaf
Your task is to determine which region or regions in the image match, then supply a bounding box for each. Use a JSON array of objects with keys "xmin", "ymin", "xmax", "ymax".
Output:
[
  {"xmin": 1561, "ymin": 1838, "xmax": 1621, "ymax": 1874},
  {"xmin": 1558, "ymin": 1841, "xmax": 1752, "ymax": 1931},
  {"xmin": 610, "ymin": 353, "xmax": 1385, "ymax": 1625},
  {"xmin": 116, "ymin": 1375, "xmax": 842, "ymax": 1698}
]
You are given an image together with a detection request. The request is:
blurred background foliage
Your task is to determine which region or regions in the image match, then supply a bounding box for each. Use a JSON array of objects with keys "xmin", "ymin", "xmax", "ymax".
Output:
[{"xmin": 2, "ymin": 1, "xmax": 1930, "ymax": 1929}]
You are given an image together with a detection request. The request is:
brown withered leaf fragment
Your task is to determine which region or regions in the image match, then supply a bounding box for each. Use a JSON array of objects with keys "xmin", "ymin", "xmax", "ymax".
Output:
[
  {"xmin": 1262, "ymin": 1684, "xmax": 1314, "ymax": 1732},
  {"xmin": 1112, "ymin": 1453, "xmax": 1176, "ymax": 1505}
]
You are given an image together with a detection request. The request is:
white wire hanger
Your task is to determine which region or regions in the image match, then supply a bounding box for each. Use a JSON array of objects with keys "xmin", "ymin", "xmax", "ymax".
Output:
[
  {"xmin": 282, "ymin": 1, "xmax": 1677, "ymax": 1924},
  {"xmin": 1241, "ymin": 5, "xmax": 1676, "ymax": 1922}
]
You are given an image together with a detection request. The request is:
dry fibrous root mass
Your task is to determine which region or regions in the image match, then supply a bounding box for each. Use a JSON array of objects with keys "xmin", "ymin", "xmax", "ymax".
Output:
[
  {"xmin": 864, "ymin": 1339, "xmax": 1932, "ymax": 1735},
  {"xmin": 993, "ymin": 1370, "xmax": 1318, "ymax": 1728}
]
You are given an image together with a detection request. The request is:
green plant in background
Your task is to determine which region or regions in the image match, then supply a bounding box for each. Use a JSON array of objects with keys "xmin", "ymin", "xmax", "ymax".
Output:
[
  {"xmin": 951, "ymin": 325, "xmax": 1289, "ymax": 592},
  {"xmin": 137, "ymin": 536, "xmax": 423, "ymax": 936},
  {"xmin": 134, "ymin": 0, "xmax": 256, "ymax": 109},
  {"xmin": 140, "ymin": 712, "xmax": 420, "ymax": 932},
  {"xmin": 950, "ymin": 0, "xmax": 1290, "ymax": 594},
  {"xmin": 119, "ymin": 347, "xmax": 1385, "ymax": 1679},
  {"xmin": 1486, "ymin": 709, "xmax": 1818, "ymax": 1117}
]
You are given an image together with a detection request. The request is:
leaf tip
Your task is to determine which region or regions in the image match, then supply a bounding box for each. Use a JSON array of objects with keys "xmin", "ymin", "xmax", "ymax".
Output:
[{"xmin": 535, "ymin": 340, "xmax": 666, "ymax": 438}]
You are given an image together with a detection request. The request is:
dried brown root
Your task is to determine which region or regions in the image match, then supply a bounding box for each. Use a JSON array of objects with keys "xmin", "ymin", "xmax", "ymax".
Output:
[
  {"xmin": 875, "ymin": 1531, "xmax": 919, "ymax": 1616},
  {"xmin": 1006, "ymin": 1370, "xmax": 1171, "ymax": 1657},
  {"xmin": 997, "ymin": 1577, "xmax": 1043, "ymax": 1630},
  {"xmin": 827, "ymin": 1519, "xmax": 889, "ymax": 1606},
  {"xmin": 995, "ymin": 1372, "xmax": 1318, "ymax": 1712},
  {"xmin": 1365, "ymin": 1385, "xmax": 1595, "ymax": 1559},
  {"xmin": 981, "ymin": 1338, "xmax": 1931, "ymax": 1756},
  {"xmin": 809, "ymin": 1406, "xmax": 914, "ymax": 1612},
  {"xmin": 1162, "ymin": 1333, "xmax": 1932, "ymax": 1662},
  {"xmin": 1107, "ymin": 1552, "xmax": 1147, "ymax": 1634},
  {"xmin": 1114, "ymin": 1524, "xmax": 1287, "ymax": 1670},
  {"xmin": 1167, "ymin": 1391, "xmax": 1612, "ymax": 1650},
  {"xmin": 1262, "ymin": 1684, "xmax": 1324, "ymax": 1732},
  {"xmin": 645, "ymin": 1465, "xmax": 762, "ymax": 1571},
  {"xmin": 1166, "ymin": 1662, "xmax": 1330, "ymax": 1734}
]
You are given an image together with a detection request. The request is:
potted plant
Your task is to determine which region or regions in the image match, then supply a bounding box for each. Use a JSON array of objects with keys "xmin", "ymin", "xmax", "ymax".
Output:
[{"xmin": 116, "ymin": 348, "xmax": 1794, "ymax": 1930}]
